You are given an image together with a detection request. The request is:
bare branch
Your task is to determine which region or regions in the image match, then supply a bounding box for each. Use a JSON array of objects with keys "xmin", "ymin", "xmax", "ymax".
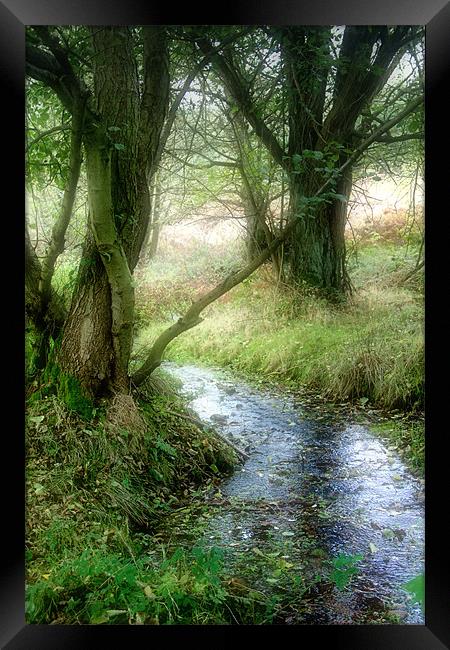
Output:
[
  {"xmin": 39, "ymin": 97, "xmax": 86, "ymax": 309},
  {"xmin": 372, "ymin": 132, "xmax": 424, "ymax": 144},
  {"xmin": 131, "ymin": 93, "xmax": 425, "ymax": 385},
  {"xmin": 26, "ymin": 123, "xmax": 71, "ymax": 152}
]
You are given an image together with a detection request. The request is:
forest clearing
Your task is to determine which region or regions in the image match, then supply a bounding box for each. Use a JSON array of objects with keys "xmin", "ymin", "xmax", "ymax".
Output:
[{"xmin": 25, "ymin": 25, "xmax": 424, "ymax": 626}]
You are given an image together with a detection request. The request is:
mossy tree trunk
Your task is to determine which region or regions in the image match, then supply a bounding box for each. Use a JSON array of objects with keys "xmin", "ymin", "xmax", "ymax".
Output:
[
  {"xmin": 287, "ymin": 167, "xmax": 352, "ymax": 292},
  {"xmin": 54, "ymin": 26, "xmax": 169, "ymax": 396},
  {"xmin": 201, "ymin": 26, "xmax": 420, "ymax": 295}
]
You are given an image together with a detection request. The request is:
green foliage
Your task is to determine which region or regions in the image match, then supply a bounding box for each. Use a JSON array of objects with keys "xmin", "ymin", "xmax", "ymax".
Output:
[
  {"xmin": 402, "ymin": 573, "xmax": 424, "ymax": 613},
  {"xmin": 330, "ymin": 554, "xmax": 363, "ymax": 591},
  {"xmin": 26, "ymin": 546, "xmax": 230, "ymax": 624},
  {"xmin": 25, "ymin": 377, "xmax": 240, "ymax": 623},
  {"xmin": 26, "ymin": 80, "xmax": 71, "ymax": 190},
  {"xmin": 58, "ymin": 373, "xmax": 94, "ymax": 419}
]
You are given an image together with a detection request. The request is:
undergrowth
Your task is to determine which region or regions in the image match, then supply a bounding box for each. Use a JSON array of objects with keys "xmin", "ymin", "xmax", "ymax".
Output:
[{"xmin": 25, "ymin": 372, "xmax": 240, "ymax": 624}]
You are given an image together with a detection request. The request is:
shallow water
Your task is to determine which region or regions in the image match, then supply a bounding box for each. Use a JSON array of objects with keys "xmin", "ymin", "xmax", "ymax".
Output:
[{"xmin": 164, "ymin": 362, "xmax": 425, "ymax": 624}]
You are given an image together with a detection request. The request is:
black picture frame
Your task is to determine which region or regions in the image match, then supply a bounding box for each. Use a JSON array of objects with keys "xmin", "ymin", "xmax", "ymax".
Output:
[{"xmin": 3, "ymin": 0, "xmax": 449, "ymax": 647}]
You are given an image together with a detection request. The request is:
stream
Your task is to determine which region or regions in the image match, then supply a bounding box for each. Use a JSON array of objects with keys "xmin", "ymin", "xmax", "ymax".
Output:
[{"xmin": 163, "ymin": 362, "xmax": 425, "ymax": 625}]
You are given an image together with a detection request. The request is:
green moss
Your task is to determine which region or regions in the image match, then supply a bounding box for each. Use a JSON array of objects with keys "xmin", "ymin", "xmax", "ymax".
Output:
[
  {"xmin": 33, "ymin": 361, "xmax": 94, "ymax": 419},
  {"xmin": 57, "ymin": 372, "xmax": 94, "ymax": 419}
]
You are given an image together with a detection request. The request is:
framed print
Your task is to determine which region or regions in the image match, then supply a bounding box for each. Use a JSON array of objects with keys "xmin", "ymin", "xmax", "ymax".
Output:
[{"xmin": 2, "ymin": 0, "xmax": 449, "ymax": 647}]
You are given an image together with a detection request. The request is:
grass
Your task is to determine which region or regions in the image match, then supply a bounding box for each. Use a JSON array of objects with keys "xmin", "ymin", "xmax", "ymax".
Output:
[
  {"xmin": 25, "ymin": 371, "xmax": 243, "ymax": 624},
  {"xmin": 133, "ymin": 240, "xmax": 424, "ymax": 471},
  {"xmin": 26, "ymin": 227, "xmax": 425, "ymax": 623},
  {"xmin": 135, "ymin": 266, "xmax": 424, "ymax": 412}
]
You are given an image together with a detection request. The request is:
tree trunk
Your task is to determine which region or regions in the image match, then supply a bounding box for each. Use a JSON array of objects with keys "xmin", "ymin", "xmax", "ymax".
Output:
[
  {"xmin": 58, "ymin": 236, "xmax": 114, "ymax": 396},
  {"xmin": 148, "ymin": 178, "xmax": 161, "ymax": 260},
  {"xmin": 55, "ymin": 26, "xmax": 169, "ymax": 398},
  {"xmin": 286, "ymin": 166, "xmax": 352, "ymax": 293},
  {"xmin": 240, "ymin": 187, "xmax": 266, "ymax": 260}
]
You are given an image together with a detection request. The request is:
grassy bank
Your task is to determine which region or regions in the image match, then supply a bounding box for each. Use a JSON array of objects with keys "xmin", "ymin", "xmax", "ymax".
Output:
[
  {"xmin": 133, "ymin": 241, "xmax": 424, "ymax": 471},
  {"xmin": 26, "ymin": 381, "xmax": 353, "ymax": 625},
  {"xmin": 25, "ymin": 374, "xmax": 243, "ymax": 624}
]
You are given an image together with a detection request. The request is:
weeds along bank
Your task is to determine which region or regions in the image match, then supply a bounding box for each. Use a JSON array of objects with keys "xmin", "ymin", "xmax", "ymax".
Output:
[
  {"xmin": 25, "ymin": 380, "xmax": 349, "ymax": 625},
  {"xmin": 25, "ymin": 375, "xmax": 243, "ymax": 624}
]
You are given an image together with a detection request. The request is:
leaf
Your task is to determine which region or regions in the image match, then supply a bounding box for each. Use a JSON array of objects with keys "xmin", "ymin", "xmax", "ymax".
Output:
[
  {"xmin": 106, "ymin": 609, "xmax": 127, "ymax": 617},
  {"xmin": 330, "ymin": 553, "xmax": 363, "ymax": 590},
  {"xmin": 90, "ymin": 611, "xmax": 109, "ymax": 624},
  {"xmin": 107, "ymin": 126, "xmax": 121, "ymax": 132},
  {"xmin": 282, "ymin": 531, "xmax": 295, "ymax": 537},
  {"xmin": 402, "ymin": 574, "xmax": 424, "ymax": 611},
  {"xmin": 369, "ymin": 543, "xmax": 378, "ymax": 554},
  {"xmin": 113, "ymin": 142, "xmax": 125, "ymax": 151},
  {"xmin": 144, "ymin": 585, "xmax": 156, "ymax": 599},
  {"xmin": 331, "ymin": 568, "xmax": 357, "ymax": 590},
  {"xmin": 155, "ymin": 439, "xmax": 177, "ymax": 457},
  {"xmin": 332, "ymin": 553, "xmax": 363, "ymax": 569},
  {"xmin": 30, "ymin": 416, "xmax": 45, "ymax": 425}
]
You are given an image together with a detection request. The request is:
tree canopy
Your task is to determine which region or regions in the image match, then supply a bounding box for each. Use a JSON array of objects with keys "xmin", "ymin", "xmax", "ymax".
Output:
[{"xmin": 25, "ymin": 25, "xmax": 424, "ymax": 400}]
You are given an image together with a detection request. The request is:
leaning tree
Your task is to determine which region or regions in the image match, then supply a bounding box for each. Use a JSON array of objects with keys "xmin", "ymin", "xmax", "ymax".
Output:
[{"xmin": 26, "ymin": 25, "xmax": 424, "ymax": 404}]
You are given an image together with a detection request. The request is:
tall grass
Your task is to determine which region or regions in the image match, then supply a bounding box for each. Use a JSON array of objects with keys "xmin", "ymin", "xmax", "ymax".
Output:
[{"xmin": 134, "ymin": 243, "xmax": 424, "ymax": 413}]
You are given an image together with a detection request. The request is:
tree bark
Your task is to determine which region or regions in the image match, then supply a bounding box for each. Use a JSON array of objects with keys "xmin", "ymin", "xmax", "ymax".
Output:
[
  {"xmin": 201, "ymin": 26, "xmax": 421, "ymax": 294},
  {"xmin": 58, "ymin": 236, "xmax": 114, "ymax": 396},
  {"xmin": 148, "ymin": 190, "xmax": 161, "ymax": 261},
  {"xmin": 84, "ymin": 133, "xmax": 135, "ymax": 390},
  {"xmin": 55, "ymin": 26, "xmax": 169, "ymax": 397}
]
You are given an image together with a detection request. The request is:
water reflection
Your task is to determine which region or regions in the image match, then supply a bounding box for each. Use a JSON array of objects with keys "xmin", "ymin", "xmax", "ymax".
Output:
[{"xmin": 164, "ymin": 362, "xmax": 424, "ymax": 624}]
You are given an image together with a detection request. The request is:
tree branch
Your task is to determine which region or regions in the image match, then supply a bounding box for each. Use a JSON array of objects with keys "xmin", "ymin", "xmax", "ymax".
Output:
[
  {"xmin": 371, "ymin": 132, "xmax": 424, "ymax": 144},
  {"xmin": 154, "ymin": 27, "xmax": 254, "ymax": 170},
  {"xmin": 39, "ymin": 97, "xmax": 86, "ymax": 309},
  {"xmin": 196, "ymin": 37, "xmax": 287, "ymax": 171},
  {"xmin": 130, "ymin": 93, "xmax": 424, "ymax": 385},
  {"xmin": 26, "ymin": 123, "xmax": 71, "ymax": 152}
]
